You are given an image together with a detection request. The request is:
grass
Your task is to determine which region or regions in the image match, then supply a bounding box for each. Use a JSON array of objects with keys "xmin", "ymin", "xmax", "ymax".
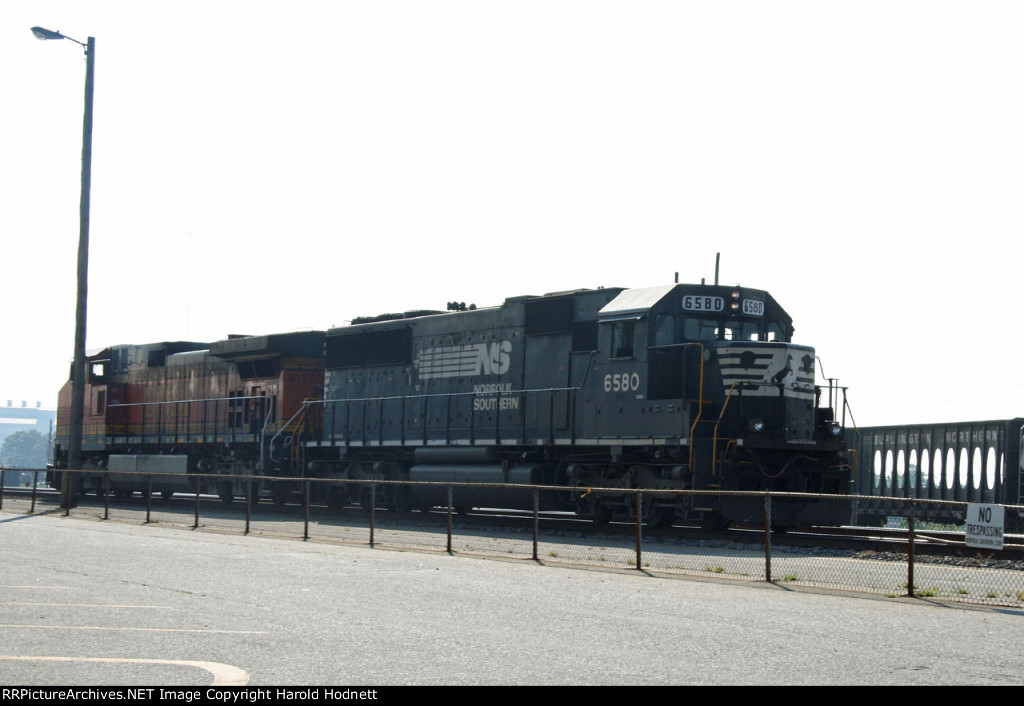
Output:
[{"xmin": 900, "ymin": 581, "xmax": 939, "ymax": 597}]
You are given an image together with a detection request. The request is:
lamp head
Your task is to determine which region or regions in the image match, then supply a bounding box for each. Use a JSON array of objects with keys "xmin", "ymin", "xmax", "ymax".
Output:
[
  {"xmin": 31, "ymin": 26, "xmax": 87, "ymax": 48},
  {"xmin": 31, "ymin": 26, "xmax": 65, "ymax": 40}
]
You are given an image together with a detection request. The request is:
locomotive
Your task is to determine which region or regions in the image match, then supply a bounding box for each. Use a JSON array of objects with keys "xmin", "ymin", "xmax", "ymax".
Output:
[
  {"xmin": 50, "ymin": 331, "xmax": 325, "ymax": 502},
  {"xmin": 304, "ymin": 282, "xmax": 853, "ymax": 527},
  {"xmin": 50, "ymin": 280, "xmax": 853, "ymax": 527}
]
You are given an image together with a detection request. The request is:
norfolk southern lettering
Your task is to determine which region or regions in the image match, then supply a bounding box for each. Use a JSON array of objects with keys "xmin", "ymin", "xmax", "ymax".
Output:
[{"xmin": 472, "ymin": 382, "xmax": 519, "ymax": 411}]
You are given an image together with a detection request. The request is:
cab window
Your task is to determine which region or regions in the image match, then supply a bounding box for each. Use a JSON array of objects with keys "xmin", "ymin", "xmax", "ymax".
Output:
[
  {"xmin": 610, "ymin": 320, "xmax": 636, "ymax": 358},
  {"xmin": 684, "ymin": 318, "xmax": 723, "ymax": 342},
  {"xmin": 684, "ymin": 318, "xmax": 778, "ymax": 342},
  {"xmin": 653, "ymin": 315, "xmax": 675, "ymax": 346}
]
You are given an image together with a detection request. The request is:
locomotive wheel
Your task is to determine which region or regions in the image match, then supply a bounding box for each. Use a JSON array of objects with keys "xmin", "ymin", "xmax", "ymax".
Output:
[
  {"xmin": 327, "ymin": 487, "xmax": 349, "ymax": 511},
  {"xmin": 359, "ymin": 486, "xmax": 376, "ymax": 511},
  {"xmin": 113, "ymin": 488, "xmax": 131, "ymax": 500},
  {"xmin": 271, "ymin": 487, "xmax": 290, "ymax": 506},
  {"xmin": 590, "ymin": 499, "xmax": 613, "ymax": 525},
  {"xmin": 161, "ymin": 490, "xmax": 174, "ymax": 500},
  {"xmin": 392, "ymin": 487, "xmax": 413, "ymax": 513},
  {"xmin": 218, "ymin": 484, "xmax": 233, "ymax": 505},
  {"xmin": 646, "ymin": 506, "xmax": 675, "ymax": 529},
  {"xmin": 700, "ymin": 513, "xmax": 732, "ymax": 531}
]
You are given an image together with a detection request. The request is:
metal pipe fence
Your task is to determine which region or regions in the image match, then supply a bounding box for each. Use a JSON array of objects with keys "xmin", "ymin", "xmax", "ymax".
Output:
[{"xmin": 3, "ymin": 467, "xmax": 1023, "ymax": 608}]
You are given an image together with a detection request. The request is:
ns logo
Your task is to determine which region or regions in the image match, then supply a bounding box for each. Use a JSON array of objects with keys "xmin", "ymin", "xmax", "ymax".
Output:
[
  {"xmin": 477, "ymin": 340, "xmax": 512, "ymax": 375},
  {"xmin": 416, "ymin": 339, "xmax": 513, "ymax": 379}
]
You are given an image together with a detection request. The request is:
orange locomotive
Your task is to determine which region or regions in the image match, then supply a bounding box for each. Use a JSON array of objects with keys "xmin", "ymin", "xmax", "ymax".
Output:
[{"xmin": 50, "ymin": 331, "xmax": 324, "ymax": 502}]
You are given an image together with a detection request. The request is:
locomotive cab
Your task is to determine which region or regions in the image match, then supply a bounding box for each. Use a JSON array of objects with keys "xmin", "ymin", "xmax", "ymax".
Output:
[{"xmin": 587, "ymin": 283, "xmax": 850, "ymax": 524}]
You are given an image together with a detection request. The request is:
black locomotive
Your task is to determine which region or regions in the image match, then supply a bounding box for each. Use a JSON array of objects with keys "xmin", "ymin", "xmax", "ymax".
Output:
[{"xmin": 304, "ymin": 282, "xmax": 852, "ymax": 526}]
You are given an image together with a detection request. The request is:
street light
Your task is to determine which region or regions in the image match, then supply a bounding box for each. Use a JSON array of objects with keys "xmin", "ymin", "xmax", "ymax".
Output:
[{"xmin": 31, "ymin": 26, "xmax": 95, "ymax": 508}]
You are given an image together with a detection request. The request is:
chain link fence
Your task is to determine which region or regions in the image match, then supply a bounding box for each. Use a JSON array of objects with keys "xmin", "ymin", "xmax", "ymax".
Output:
[{"xmin": 3, "ymin": 468, "xmax": 1023, "ymax": 607}]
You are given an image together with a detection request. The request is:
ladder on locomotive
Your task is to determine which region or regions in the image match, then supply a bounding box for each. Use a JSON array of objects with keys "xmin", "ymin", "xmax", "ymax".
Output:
[{"xmin": 270, "ymin": 400, "xmax": 321, "ymax": 476}]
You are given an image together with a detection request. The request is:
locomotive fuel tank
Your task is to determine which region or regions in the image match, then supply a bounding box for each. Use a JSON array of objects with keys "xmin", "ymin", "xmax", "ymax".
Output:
[{"xmin": 408, "ymin": 460, "xmax": 543, "ymax": 511}]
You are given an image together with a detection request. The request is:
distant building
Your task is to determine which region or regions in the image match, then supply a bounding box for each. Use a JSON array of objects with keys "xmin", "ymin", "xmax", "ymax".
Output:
[
  {"xmin": 0, "ymin": 400, "xmax": 55, "ymax": 487},
  {"xmin": 0, "ymin": 400, "xmax": 55, "ymax": 444}
]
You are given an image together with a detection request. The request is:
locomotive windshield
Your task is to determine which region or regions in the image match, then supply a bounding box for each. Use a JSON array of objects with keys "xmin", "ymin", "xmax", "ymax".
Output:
[
  {"xmin": 653, "ymin": 313, "xmax": 790, "ymax": 346},
  {"xmin": 682, "ymin": 316, "xmax": 789, "ymax": 343}
]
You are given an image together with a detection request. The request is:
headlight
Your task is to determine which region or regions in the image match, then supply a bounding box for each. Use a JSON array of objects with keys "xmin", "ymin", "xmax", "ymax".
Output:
[
  {"xmin": 748, "ymin": 418, "xmax": 765, "ymax": 433},
  {"xmin": 829, "ymin": 422, "xmax": 842, "ymax": 437}
]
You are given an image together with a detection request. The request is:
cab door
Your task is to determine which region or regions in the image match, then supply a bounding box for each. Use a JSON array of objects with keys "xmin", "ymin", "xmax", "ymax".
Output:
[{"xmin": 524, "ymin": 336, "xmax": 570, "ymax": 440}]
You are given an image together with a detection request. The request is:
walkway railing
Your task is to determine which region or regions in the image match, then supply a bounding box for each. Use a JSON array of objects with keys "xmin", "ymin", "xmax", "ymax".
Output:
[{"xmin": 3, "ymin": 467, "xmax": 1022, "ymax": 608}]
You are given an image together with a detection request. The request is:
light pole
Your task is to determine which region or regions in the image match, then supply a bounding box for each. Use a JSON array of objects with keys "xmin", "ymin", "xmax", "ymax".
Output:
[{"xmin": 31, "ymin": 26, "xmax": 95, "ymax": 508}]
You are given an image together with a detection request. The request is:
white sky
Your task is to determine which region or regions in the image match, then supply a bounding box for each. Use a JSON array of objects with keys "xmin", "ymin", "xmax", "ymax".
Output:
[{"xmin": 3, "ymin": 1, "xmax": 1023, "ymax": 427}]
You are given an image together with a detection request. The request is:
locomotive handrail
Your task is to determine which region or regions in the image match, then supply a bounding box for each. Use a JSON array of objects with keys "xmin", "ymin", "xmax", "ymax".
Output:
[
  {"xmin": 843, "ymin": 397, "xmax": 860, "ymax": 484},
  {"xmin": 107, "ymin": 394, "xmax": 275, "ymax": 447},
  {"xmin": 108, "ymin": 394, "xmax": 273, "ymax": 407},
  {"xmin": 269, "ymin": 400, "xmax": 318, "ymax": 468},
  {"xmin": 314, "ymin": 389, "xmax": 577, "ymax": 405},
  {"xmin": 259, "ymin": 395, "xmax": 272, "ymax": 468},
  {"xmin": 685, "ymin": 342, "xmax": 706, "ymax": 472},
  {"xmin": 712, "ymin": 381, "xmax": 742, "ymax": 477},
  {"xmin": 310, "ymin": 386, "xmax": 584, "ymax": 449}
]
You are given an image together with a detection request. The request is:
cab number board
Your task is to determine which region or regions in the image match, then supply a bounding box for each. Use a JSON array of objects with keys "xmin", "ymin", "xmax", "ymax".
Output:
[
  {"xmin": 682, "ymin": 295, "xmax": 724, "ymax": 312},
  {"xmin": 742, "ymin": 299, "xmax": 765, "ymax": 316}
]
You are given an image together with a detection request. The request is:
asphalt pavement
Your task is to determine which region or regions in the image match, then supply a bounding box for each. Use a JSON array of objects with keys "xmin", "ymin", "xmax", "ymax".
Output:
[{"xmin": 2, "ymin": 508, "xmax": 1023, "ymax": 686}]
